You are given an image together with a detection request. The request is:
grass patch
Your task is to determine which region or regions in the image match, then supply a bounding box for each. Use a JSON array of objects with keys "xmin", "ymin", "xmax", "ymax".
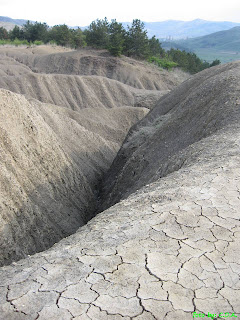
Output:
[
  {"xmin": 148, "ymin": 56, "xmax": 178, "ymax": 70},
  {"xmin": 0, "ymin": 39, "xmax": 45, "ymax": 46},
  {"xmin": 0, "ymin": 39, "xmax": 30, "ymax": 46}
]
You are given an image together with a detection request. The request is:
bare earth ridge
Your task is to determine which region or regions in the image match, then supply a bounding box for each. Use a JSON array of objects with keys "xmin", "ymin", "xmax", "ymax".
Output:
[{"xmin": 1, "ymin": 46, "xmax": 239, "ymax": 319}]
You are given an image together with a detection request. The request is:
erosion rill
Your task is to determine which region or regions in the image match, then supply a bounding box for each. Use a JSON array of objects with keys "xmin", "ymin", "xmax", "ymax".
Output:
[{"xmin": 1, "ymin": 46, "xmax": 240, "ymax": 319}]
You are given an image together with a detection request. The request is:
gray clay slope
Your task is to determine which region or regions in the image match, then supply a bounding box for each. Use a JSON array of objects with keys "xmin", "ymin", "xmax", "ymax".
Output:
[
  {"xmin": 0, "ymin": 67, "xmax": 240, "ymax": 317},
  {"xmin": 0, "ymin": 47, "xmax": 188, "ymax": 90},
  {"xmin": 1, "ymin": 47, "xmax": 239, "ymax": 319},
  {"xmin": 99, "ymin": 61, "xmax": 240, "ymax": 209},
  {"xmin": 0, "ymin": 47, "xmax": 185, "ymax": 266}
]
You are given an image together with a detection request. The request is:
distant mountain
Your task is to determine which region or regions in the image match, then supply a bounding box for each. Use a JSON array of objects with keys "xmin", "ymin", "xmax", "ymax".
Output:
[
  {"xmin": 0, "ymin": 16, "xmax": 30, "ymax": 26},
  {"xmin": 161, "ymin": 26, "xmax": 240, "ymax": 63},
  {"xmin": 0, "ymin": 16, "xmax": 34, "ymax": 31},
  {"xmin": 0, "ymin": 22, "xmax": 16, "ymax": 31},
  {"xmin": 120, "ymin": 19, "xmax": 240, "ymax": 40},
  {"xmin": 174, "ymin": 26, "xmax": 240, "ymax": 51}
]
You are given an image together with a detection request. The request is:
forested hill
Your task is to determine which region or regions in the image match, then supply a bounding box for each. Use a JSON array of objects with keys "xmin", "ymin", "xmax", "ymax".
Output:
[{"xmin": 173, "ymin": 26, "xmax": 240, "ymax": 52}]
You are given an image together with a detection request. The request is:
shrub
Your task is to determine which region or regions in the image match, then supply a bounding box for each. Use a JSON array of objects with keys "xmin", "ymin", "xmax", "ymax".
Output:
[
  {"xmin": 33, "ymin": 40, "xmax": 43, "ymax": 46},
  {"xmin": 12, "ymin": 39, "xmax": 29, "ymax": 46},
  {"xmin": 148, "ymin": 56, "xmax": 178, "ymax": 70}
]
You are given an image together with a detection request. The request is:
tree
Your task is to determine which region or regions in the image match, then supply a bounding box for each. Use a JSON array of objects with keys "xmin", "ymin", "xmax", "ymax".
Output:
[
  {"xmin": 108, "ymin": 19, "xmax": 125, "ymax": 56},
  {"xmin": 166, "ymin": 48, "xmax": 220, "ymax": 74},
  {"xmin": 9, "ymin": 25, "xmax": 24, "ymax": 40},
  {"xmin": 70, "ymin": 28, "xmax": 86, "ymax": 48},
  {"xmin": 48, "ymin": 24, "xmax": 72, "ymax": 46},
  {"xmin": 0, "ymin": 27, "xmax": 9, "ymax": 40},
  {"xmin": 210, "ymin": 59, "xmax": 221, "ymax": 67},
  {"xmin": 84, "ymin": 18, "xmax": 109, "ymax": 48},
  {"xmin": 22, "ymin": 21, "xmax": 48, "ymax": 42},
  {"xmin": 125, "ymin": 19, "xmax": 149, "ymax": 58},
  {"xmin": 148, "ymin": 36, "xmax": 164, "ymax": 57}
]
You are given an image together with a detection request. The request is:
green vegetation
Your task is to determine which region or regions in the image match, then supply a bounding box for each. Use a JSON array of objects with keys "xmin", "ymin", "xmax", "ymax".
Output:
[
  {"xmin": 148, "ymin": 56, "xmax": 178, "ymax": 70},
  {"xmin": 0, "ymin": 39, "xmax": 30, "ymax": 46},
  {"xmin": 0, "ymin": 19, "xmax": 220, "ymax": 74},
  {"xmin": 108, "ymin": 20, "xmax": 126, "ymax": 56},
  {"xmin": 85, "ymin": 18, "xmax": 109, "ymax": 48},
  {"xmin": 166, "ymin": 49, "xmax": 220, "ymax": 73},
  {"xmin": 125, "ymin": 19, "xmax": 150, "ymax": 58},
  {"xmin": 0, "ymin": 21, "xmax": 87, "ymax": 48},
  {"xmin": 0, "ymin": 27, "xmax": 8, "ymax": 39}
]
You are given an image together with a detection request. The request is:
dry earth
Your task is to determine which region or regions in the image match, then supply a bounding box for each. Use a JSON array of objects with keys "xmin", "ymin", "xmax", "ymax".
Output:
[
  {"xmin": 1, "ymin": 46, "xmax": 239, "ymax": 319},
  {"xmin": 0, "ymin": 46, "xmax": 188, "ymax": 90},
  {"xmin": 0, "ymin": 46, "xmax": 186, "ymax": 267},
  {"xmin": 0, "ymin": 89, "xmax": 148, "ymax": 266},
  {"xmin": 99, "ymin": 61, "xmax": 240, "ymax": 209}
]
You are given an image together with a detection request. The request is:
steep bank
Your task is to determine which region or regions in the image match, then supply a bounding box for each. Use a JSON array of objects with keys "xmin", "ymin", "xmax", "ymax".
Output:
[
  {"xmin": 0, "ymin": 89, "xmax": 148, "ymax": 266},
  {"xmin": 99, "ymin": 61, "xmax": 240, "ymax": 210}
]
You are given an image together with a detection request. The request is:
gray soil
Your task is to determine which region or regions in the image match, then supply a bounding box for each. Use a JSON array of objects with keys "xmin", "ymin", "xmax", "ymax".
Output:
[
  {"xmin": 0, "ymin": 46, "xmax": 186, "ymax": 266},
  {"xmin": 99, "ymin": 61, "xmax": 240, "ymax": 209},
  {"xmin": 1, "ymin": 46, "xmax": 239, "ymax": 319}
]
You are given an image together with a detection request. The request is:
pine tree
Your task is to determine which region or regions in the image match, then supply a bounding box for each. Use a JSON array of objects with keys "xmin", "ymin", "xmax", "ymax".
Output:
[
  {"xmin": 22, "ymin": 21, "xmax": 48, "ymax": 42},
  {"xmin": 125, "ymin": 19, "xmax": 149, "ymax": 59},
  {"xmin": 0, "ymin": 27, "xmax": 9, "ymax": 40},
  {"xmin": 108, "ymin": 19, "xmax": 125, "ymax": 56},
  {"xmin": 70, "ymin": 28, "xmax": 86, "ymax": 48},
  {"xmin": 48, "ymin": 25, "xmax": 71, "ymax": 46},
  {"xmin": 9, "ymin": 25, "xmax": 24, "ymax": 40},
  {"xmin": 84, "ymin": 18, "xmax": 109, "ymax": 48},
  {"xmin": 148, "ymin": 36, "xmax": 164, "ymax": 57}
]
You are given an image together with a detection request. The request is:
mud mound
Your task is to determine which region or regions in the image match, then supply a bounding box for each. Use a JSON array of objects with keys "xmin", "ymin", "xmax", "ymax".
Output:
[
  {"xmin": 0, "ymin": 89, "xmax": 147, "ymax": 266},
  {"xmin": 1, "ymin": 47, "xmax": 189, "ymax": 90},
  {"xmin": 100, "ymin": 61, "xmax": 240, "ymax": 209}
]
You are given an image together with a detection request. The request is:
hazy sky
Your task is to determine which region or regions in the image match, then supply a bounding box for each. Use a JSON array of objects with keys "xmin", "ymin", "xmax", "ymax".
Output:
[{"xmin": 1, "ymin": 0, "xmax": 240, "ymax": 26}]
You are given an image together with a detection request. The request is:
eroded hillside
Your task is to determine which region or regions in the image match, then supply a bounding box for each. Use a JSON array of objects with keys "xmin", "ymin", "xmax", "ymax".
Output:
[
  {"xmin": 0, "ymin": 46, "xmax": 186, "ymax": 266},
  {"xmin": 0, "ymin": 46, "xmax": 188, "ymax": 90},
  {"xmin": 0, "ymin": 59, "xmax": 240, "ymax": 319}
]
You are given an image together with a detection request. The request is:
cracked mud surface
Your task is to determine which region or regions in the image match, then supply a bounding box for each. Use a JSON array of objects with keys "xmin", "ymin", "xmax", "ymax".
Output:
[{"xmin": 1, "ymin": 151, "xmax": 240, "ymax": 319}]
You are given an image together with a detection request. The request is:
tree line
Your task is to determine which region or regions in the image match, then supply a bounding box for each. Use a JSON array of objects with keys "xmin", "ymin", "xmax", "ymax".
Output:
[{"xmin": 0, "ymin": 19, "xmax": 220, "ymax": 74}]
